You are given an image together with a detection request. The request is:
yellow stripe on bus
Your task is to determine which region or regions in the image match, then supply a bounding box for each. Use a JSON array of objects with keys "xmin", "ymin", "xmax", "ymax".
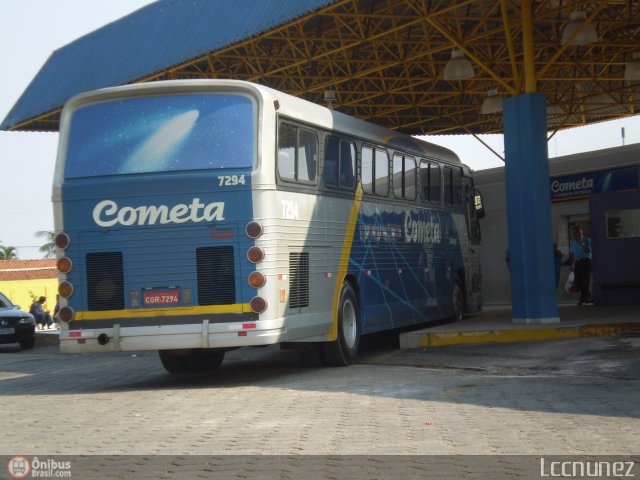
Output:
[
  {"xmin": 74, "ymin": 303, "xmax": 252, "ymax": 321},
  {"xmin": 328, "ymin": 184, "xmax": 363, "ymax": 341}
]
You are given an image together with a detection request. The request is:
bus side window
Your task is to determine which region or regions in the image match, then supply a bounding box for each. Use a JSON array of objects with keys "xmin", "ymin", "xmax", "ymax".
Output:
[
  {"xmin": 298, "ymin": 128, "xmax": 318, "ymax": 183},
  {"xmin": 339, "ymin": 141, "xmax": 356, "ymax": 190},
  {"xmin": 278, "ymin": 123, "xmax": 297, "ymax": 181},
  {"xmin": 324, "ymin": 136, "xmax": 356, "ymax": 190},
  {"xmin": 444, "ymin": 165, "xmax": 462, "ymax": 205},
  {"xmin": 452, "ymin": 166, "xmax": 462, "ymax": 205},
  {"xmin": 393, "ymin": 154, "xmax": 403, "ymax": 198},
  {"xmin": 363, "ymin": 145, "xmax": 388, "ymax": 197},
  {"xmin": 393, "ymin": 154, "xmax": 416, "ymax": 200},
  {"xmin": 278, "ymin": 123, "xmax": 318, "ymax": 184},
  {"xmin": 419, "ymin": 160, "xmax": 428, "ymax": 201},
  {"xmin": 430, "ymin": 162, "xmax": 441, "ymax": 203},
  {"xmin": 324, "ymin": 135, "xmax": 339, "ymax": 188},
  {"xmin": 374, "ymin": 148, "xmax": 389, "ymax": 197},
  {"xmin": 405, "ymin": 156, "xmax": 416, "ymax": 200},
  {"xmin": 362, "ymin": 146, "xmax": 374, "ymax": 194},
  {"xmin": 419, "ymin": 160, "xmax": 441, "ymax": 203}
]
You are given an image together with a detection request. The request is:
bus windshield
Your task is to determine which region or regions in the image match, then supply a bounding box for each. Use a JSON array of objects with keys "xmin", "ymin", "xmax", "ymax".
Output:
[{"xmin": 65, "ymin": 93, "xmax": 255, "ymax": 178}]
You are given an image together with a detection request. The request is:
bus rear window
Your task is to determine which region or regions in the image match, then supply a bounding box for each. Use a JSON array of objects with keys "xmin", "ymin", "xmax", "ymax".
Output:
[{"xmin": 65, "ymin": 93, "xmax": 255, "ymax": 178}]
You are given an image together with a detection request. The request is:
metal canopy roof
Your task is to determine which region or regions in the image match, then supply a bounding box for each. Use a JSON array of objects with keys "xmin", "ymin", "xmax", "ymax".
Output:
[{"xmin": 2, "ymin": 0, "xmax": 639, "ymax": 135}]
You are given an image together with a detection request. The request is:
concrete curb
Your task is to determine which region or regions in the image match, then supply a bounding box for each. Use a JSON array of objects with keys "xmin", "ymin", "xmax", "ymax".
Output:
[
  {"xmin": 399, "ymin": 322, "xmax": 640, "ymax": 349},
  {"xmin": 35, "ymin": 332, "xmax": 60, "ymax": 346}
]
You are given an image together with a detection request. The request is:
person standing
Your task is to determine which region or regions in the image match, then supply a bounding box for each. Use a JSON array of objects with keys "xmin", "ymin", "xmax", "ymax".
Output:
[{"xmin": 570, "ymin": 225, "xmax": 593, "ymax": 306}]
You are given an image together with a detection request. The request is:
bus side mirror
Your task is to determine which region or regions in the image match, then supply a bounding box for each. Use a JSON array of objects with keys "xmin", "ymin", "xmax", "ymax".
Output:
[{"xmin": 474, "ymin": 189, "xmax": 485, "ymax": 218}]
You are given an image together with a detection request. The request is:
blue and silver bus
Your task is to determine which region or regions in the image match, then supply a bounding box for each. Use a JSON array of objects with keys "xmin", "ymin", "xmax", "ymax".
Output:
[{"xmin": 53, "ymin": 80, "xmax": 483, "ymax": 371}]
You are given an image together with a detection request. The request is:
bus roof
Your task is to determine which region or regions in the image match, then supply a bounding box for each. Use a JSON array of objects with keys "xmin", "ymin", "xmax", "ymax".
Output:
[
  {"xmin": 252, "ymin": 81, "xmax": 463, "ymax": 166},
  {"xmin": 63, "ymin": 79, "xmax": 464, "ymax": 168}
]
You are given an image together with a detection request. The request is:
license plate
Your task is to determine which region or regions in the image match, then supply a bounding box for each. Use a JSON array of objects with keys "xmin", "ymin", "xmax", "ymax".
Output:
[
  {"xmin": 143, "ymin": 290, "xmax": 180, "ymax": 306},
  {"xmin": 0, "ymin": 327, "xmax": 15, "ymax": 335}
]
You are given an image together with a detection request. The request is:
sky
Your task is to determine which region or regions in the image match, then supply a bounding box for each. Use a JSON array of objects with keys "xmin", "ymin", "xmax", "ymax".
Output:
[{"xmin": 1, "ymin": 0, "xmax": 639, "ymax": 260}]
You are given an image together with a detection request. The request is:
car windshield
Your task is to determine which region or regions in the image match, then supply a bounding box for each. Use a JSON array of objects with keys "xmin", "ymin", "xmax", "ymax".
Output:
[{"xmin": 0, "ymin": 292, "xmax": 14, "ymax": 309}]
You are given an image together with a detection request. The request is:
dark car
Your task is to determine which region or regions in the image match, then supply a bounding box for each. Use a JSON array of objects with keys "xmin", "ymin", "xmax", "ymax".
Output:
[{"xmin": 0, "ymin": 292, "xmax": 36, "ymax": 350}]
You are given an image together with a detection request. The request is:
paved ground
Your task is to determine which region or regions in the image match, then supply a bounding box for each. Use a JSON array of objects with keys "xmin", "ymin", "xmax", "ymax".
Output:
[{"xmin": 1, "ymin": 334, "xmax": 638, "ymax": 478}]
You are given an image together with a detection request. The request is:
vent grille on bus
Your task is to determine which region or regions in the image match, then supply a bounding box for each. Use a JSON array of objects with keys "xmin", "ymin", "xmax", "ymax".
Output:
[
  {"xmin": 289, "ymin": 252, "xmax": 309, "ymax": 308},
  {"xmin": 196, "ymin": 246, "xmax": 236, "ymax": 305},
  {"xmin": 86, "ymin": 252, "xmax": 125, "ymax": 311}
]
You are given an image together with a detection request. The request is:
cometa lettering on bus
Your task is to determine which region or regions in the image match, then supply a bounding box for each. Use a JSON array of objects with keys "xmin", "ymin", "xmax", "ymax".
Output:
[
  {"xmin": 404, "ymin": 211, "xmax": 442, "ymax": 244},
  {"xmin": 92, "ymin": 198, "xmax": 226, "ymax": 227}
]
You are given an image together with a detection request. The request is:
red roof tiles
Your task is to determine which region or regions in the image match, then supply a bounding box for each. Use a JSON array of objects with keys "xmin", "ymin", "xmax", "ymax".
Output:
[{"xmin": 0, "ymin": 260, "xmax": 57, "ymax": 281}]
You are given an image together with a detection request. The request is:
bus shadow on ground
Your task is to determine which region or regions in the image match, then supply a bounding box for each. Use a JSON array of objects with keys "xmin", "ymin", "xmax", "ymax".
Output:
[{"xmin": 1, "ymin": 334, "xmax": 639, "ymax": 420}]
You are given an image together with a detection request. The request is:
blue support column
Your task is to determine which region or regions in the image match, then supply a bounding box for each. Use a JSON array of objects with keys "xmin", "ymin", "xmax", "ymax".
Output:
[{"xmin": 503, "ymin": 93, "xmax": 559, "ymax": 323}]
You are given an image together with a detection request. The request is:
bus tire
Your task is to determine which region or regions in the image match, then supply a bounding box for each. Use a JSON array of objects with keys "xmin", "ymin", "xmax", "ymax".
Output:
[
  {"xmin": 158, "ymin": 349, "xmax": 190, "ymax": 373},
  {"xmin": 322, "ymin": 282, "xmax": 360, "ymax": 367},
  {"xmin": 159, "ymin": 349, "xmax": 225, "ymax": 373},
  {"xmin": 452, "ymin": 277, "xmax": 464, "ymax": 322},
  {"xmin": 185, "ymin": 349, "xmax": 225, "ymax": 372},
  {"xmin": 294, "ymin": 343, "xmax": 325, "ymax": 367}
]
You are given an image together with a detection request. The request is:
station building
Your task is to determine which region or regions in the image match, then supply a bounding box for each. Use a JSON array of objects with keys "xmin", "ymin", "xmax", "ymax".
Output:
[{"xmin": 475, "ymin": 143, "xmax": 640, "ymax": 306}]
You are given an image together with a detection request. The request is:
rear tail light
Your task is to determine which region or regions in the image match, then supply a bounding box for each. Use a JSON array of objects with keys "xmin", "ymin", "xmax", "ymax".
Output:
[
  {"xmin": 58, "ymin": 306, "xmax": 75, "ymax": 323},
  {"xmin": 248, "ymin": 271, "xmax": 266, "ymax": 288},
  {"xmin": 58, "ymin": 281, "xmax": 74, "ymax": 298},
  {"xmin": 245, "ymin": 221, "xmax": 263, "ymax": 239},
  {"xmin": 247, "ymin": 246, "xmax": 265, "ymax": 263},
  {"xmin": 56, "ymin": 257, "xmax": 73, "ymax": 273},
  {"xmin": 250, "ymin": 296, "xmax": 267, "ymax": 314},
  {"xmin": 55, "ymin": 233, "xmax": 71, "ymax": 249}
]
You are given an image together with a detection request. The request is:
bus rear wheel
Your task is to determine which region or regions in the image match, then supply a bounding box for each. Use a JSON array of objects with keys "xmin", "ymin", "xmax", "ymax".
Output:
[
  {"xmin": 159, "ymin": 349, "xmax": 190, "ymax": 373},
  {"xmin": 185, "ymin": 349, "xmax": 225, "ymax": 372},
  {"xmin": 322, "ymin": 282, "xmax": 360, "ymax": 367},
  {"xmin": 159, "ymin": 349, "xmax": 225, "ymax": 373}
]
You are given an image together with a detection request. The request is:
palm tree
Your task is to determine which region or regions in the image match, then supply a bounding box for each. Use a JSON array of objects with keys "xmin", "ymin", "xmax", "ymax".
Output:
[
  {"xmin": 35, "ymin": 231, "xmax": 56, "ymax": 259},
  {"xmin": 0, "ymin": 241, "xmax": 18, "ymax": 260}
]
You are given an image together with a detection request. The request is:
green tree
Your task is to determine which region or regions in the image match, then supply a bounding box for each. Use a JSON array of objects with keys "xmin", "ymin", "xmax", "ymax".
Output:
[
  {"xmin": 35, "ymin": 231, "xmax": 56, "ymax": 259},
  {"xmin": 0, "ymin": 241, "xmax": 18, "ymax": 260}
]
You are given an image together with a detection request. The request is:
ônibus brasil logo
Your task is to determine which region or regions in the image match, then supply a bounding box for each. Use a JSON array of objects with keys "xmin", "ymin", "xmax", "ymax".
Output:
[
  {"xmin": 7, "ymin": 456, "xmax": 30, "ymax": 479},
  {"xmin": 7, "ymin": 456, "xmax": 72, "ymax": 478}
]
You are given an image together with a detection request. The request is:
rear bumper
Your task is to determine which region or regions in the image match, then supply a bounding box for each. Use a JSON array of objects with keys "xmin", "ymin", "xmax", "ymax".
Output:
[{"xmin": 59, "ymin": 318, "xmax": 287, "ymax": 353}]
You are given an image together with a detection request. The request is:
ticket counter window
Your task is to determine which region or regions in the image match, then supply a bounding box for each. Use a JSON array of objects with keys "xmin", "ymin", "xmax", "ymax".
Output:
[{"xmin": 606, "ymin": 209, "xmax": 640, "ymax": 238}]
